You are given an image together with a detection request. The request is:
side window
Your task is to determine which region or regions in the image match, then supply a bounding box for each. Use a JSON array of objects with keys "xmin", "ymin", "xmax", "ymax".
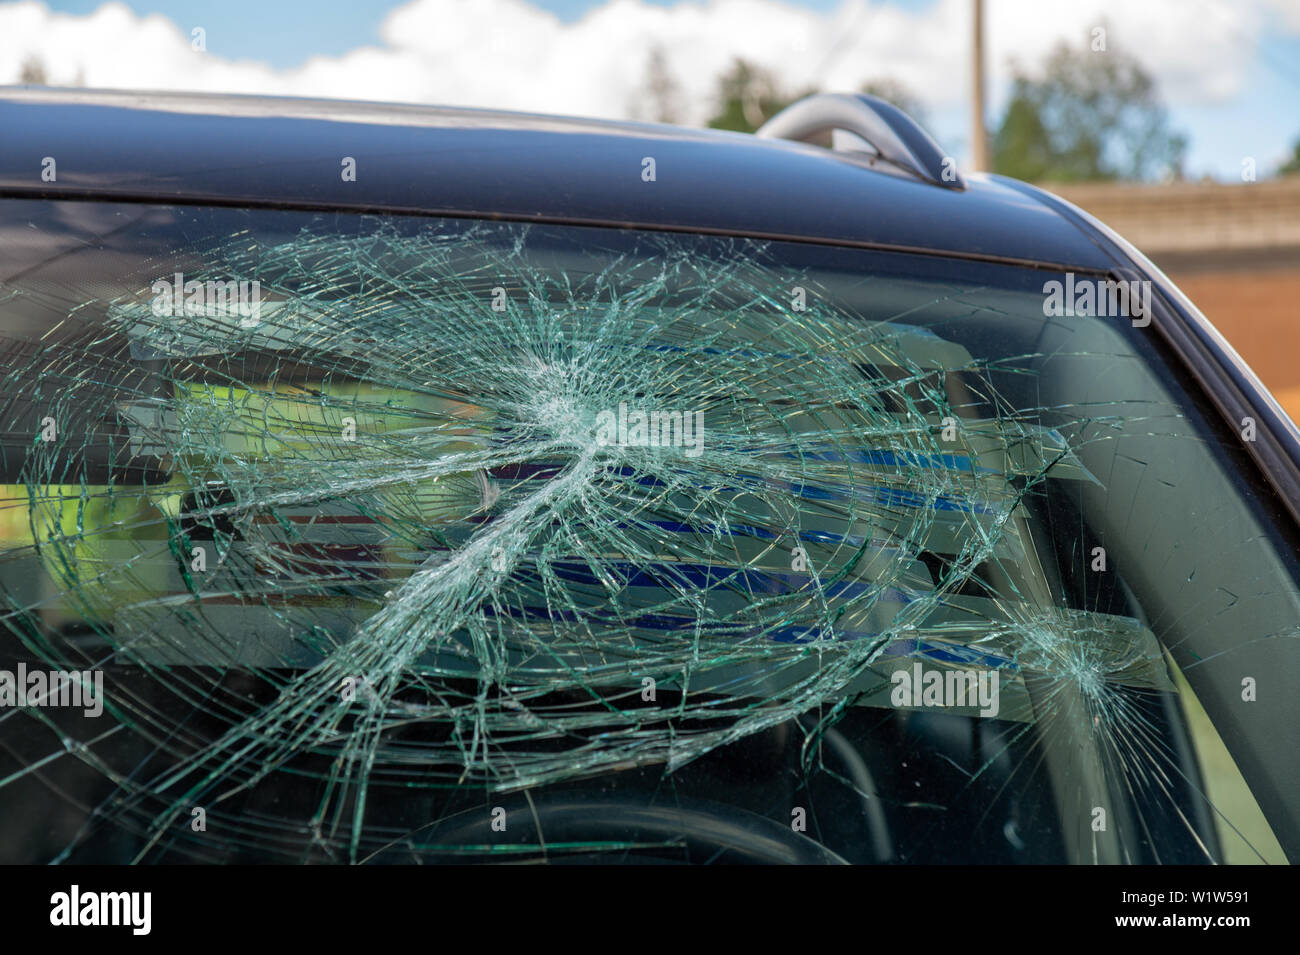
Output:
[{"xmin": 1, "ymin": 199, "xmax": 1296, "ymax": 864}]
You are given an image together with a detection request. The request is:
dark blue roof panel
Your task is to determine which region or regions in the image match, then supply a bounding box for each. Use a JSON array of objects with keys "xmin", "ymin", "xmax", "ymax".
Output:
[{"xmin": 0, "ymin": 88, "xmax": 1113, "ymax": 270}]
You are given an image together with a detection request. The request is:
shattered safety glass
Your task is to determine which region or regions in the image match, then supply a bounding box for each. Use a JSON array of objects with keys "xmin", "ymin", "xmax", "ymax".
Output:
[{"xmin": 1, "ymin": 201, "xmax": 1296, "ymax": 864}]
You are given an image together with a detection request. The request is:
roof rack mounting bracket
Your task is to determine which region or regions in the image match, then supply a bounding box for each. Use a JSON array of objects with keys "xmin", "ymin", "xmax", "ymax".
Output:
[{"xmin": 757, "ymin": 93, "xmax": 966, "ymax": 191}]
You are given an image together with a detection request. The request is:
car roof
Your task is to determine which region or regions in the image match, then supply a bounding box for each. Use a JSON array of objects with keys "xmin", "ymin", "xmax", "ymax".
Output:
[{"xmin": 0, "ymin": 87, "xmax": 1115, "ymax": 271}]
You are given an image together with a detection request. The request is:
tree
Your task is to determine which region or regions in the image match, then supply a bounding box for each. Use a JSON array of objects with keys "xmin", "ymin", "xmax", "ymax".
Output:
[
  {"xmin": 992, "ymin": 34, "xmax": 1186, "ymax": 183},
  {"xmin": 1280, "ymin": 140, "xmax": 1300, "ymax": 176},
  {"xmin": 707, "ymin": 59, "xmax": 810, "ymax": 134},
  {"xmin": 633, "ymin": 46, "xmax": 684, "ymax": 125},
  {"xmin": 18, "ymin": 55, "xmax": 47, "ymax": 85},
  {"xmin": 859, "ymin": 79, "xmax": 927, "ymax": 128},
  {"xmin": 704, "ymin": 64, "xmax": 926, "ymax": 138}
]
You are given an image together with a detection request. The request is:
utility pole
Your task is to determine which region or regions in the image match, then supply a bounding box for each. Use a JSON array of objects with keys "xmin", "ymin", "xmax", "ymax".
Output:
[{"xmin": 971, "ymin": 0, "xmax": 988, "ymax": 171}]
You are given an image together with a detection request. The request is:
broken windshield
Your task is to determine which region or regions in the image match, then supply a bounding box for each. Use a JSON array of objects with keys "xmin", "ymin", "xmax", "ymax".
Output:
[{"xmin": 1, "ymin": 201, "xmax": 1296, "ymax": 864}]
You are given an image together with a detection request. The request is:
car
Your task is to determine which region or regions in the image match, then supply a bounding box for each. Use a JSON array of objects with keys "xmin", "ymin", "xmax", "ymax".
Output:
[{"xmin": 0, "ymin": 86, "xmax": 1296, "ymax": 865}]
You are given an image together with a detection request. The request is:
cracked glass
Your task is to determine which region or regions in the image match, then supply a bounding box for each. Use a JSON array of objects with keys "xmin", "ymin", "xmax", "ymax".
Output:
[{"xmin": 1, "ymin": 200, "xmax": 1296, "ymax": 864}]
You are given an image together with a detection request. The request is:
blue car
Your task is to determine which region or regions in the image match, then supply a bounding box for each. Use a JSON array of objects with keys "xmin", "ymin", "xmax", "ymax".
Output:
[{"xmin": 0, "ymin": 87, "xmax": 1296, "ymax": 864}]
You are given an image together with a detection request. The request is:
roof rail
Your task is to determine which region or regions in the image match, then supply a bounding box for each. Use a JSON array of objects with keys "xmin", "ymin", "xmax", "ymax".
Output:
[{"xmin": 756, "ymin": 93, "xmax": 965, "ymax": 191}]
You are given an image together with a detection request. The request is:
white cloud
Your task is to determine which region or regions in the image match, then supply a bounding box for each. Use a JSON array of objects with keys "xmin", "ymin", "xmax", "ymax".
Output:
[
  {"xmin": 0, "ymin": 0, "xmax": 1292, "ymax": 126},
  {"xmin": 1264, "ymin": 0, "xmax": 1300, "ymax": 33}
]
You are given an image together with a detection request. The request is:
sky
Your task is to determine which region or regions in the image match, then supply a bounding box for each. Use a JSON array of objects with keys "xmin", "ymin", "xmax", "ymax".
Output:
[{"xmin": 3, "ymin": 0, "xmax": 1299, "ymax": 180}]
